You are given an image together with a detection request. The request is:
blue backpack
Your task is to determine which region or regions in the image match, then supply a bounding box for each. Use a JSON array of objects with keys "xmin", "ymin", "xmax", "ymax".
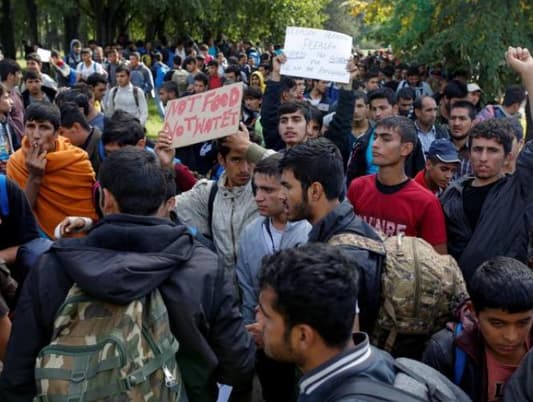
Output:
[{"xmin": 454, "ymin": 323, "xmax": 467, "ymax": 385}]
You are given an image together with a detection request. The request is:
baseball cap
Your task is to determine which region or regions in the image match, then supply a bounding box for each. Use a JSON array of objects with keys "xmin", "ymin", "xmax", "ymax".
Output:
[
  {"xmin": 427, "ymin": 139, "xmax": 460, "ymax": 164},
  {"xmin": 467, "ymin": 83, "xmax": 483, "ymax": 93}
]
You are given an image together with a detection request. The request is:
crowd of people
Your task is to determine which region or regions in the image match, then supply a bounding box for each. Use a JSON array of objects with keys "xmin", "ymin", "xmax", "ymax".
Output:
[{"xmin": 0, "ymin": 34, "xmax": 532, "ymax": 402}]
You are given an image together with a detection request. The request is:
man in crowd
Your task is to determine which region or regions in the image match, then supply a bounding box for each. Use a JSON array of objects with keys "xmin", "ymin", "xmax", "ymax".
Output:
[
  {"xmin": 0, "ymin": 147, "xmax": 255, "ymax": 402},
  {"xmin": 105, "ymin": 64, "xmax": 148, "ymax": 126},
  {"xmin": 236, "ymin": 154, "xmax": 310, "ymax": 402},
  {"xmin": 347, "ymin": 116, "xmax": 447, "ymax": 253},
  {"xmin": 257, "ymin": 244, "xmax": 396, "ymax": 401},
  {"xmin": 396, "ymin": 87, "xmax": 415, "ymax": 117},
  {"xmin": 0, "ymin": 59, "xmax": 24, "ymax": 140},
  {"xmin": 449, "ymin": 100, "xmax": 476, "ymax": 180},
  {"xmin": 6, "ymin": 102, "xmax": 97, "ymax": 238},
  {"xmin": 86, "ymin": 73, "xmax": 108, "ymax": 113},
  {"xmin": 413, "ymin": 95, "xmax": 449, "ymax": 154},
  {"xmin": 76, "ymin": 48, "xmax": 106, "ymax": 82},
  {"xmin": 304, "ymin": 79, "xmax": 332, "ymax": 114},
  {"xmin": 129, "ymin": 51, "xmax": 154, "ymax": 96},
  {"xmin": 414, "ymin": 139, "xmax": 459, "ymax": 195},
  {"xmin": 21, "ymin": 71, "xmax": 56, "ymax": 108},
  {"xmin": 424, "ymin": 257, "xmax": 533, "ymax": 402},
  {"xmin": 436, "ymin": 79, "xmax": 468, "ymax": 126},
  {"xmin": 474, "ymin": 84, "xmax": 526, "ymax": 124},
  {"xmin": 396, "ymin": 65, "xmax": 433, "ymax": 97},
  {"xmin": 25, "ymin": 53, "xmax": 57, "ymax": 90}
]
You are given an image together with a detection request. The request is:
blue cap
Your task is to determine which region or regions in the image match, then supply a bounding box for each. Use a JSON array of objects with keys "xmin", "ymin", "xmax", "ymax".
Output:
[{"xmin": 427, "ymin": 139, "xmax": 460, "ymax": 164}]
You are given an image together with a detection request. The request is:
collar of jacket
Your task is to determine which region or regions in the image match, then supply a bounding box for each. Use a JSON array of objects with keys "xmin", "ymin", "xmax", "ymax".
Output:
[
  {"xmin": 298, "ymin": 332, "xmax": 372, "ymax": 396},
  {"xmin": 216, "ymin": 172, "xmax": 252, "ymax": 197}
]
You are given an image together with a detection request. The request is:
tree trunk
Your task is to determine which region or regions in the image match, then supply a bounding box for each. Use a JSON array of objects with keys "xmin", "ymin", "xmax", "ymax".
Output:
[
  {"xmin": 25, "ymin": 0, "xmax": 38, "ymax": 45},
  {"xmin": 63, "ymin": 9, "xmax": 81, "ymax": 54},
  {"xmin": 0, "ymin": 0, "xmax": 16, "ymax": 58}
]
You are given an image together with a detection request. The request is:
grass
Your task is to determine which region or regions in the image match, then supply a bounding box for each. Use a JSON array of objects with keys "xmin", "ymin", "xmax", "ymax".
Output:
[{"xmin": 145, "ymin": 98, "xmax": 164, "ymax": 140}]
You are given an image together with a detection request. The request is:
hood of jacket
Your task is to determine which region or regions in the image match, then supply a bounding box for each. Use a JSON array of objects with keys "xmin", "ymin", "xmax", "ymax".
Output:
[
  {"xmin": 308, "ymin": 200, "xmax": 382, "ymax": 242},
  {"xmin": 53, "ymin": 214, "xmax": 196, "ymax": 304},
  {"xmin": 69, "ymin": 39, "xmax": 81, "ymax": 53}
]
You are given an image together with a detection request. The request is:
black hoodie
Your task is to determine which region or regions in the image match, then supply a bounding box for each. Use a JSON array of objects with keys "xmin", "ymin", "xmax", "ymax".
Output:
[{"xmin": 0, "ymin": 214, "xmax": 255, "ymax": 402}]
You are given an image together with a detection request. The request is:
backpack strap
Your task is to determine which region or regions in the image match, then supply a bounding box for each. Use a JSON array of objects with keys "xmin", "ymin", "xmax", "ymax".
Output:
[
  {"xmin": 207, "ymin": 181, "xmax": 218, "ymax": 237},
  {"xmin": 327, "ymin": 376, "xmax": 426, "ymax": 402},
  {"xmin": 133, "ymin": 86, "xmax": 140, "ymax": 109},
  {"xmin": 0, "ymin": 174, "xmax": 9, "ymax": 216},
  {"xmin": 453, "ymin": 323, "xmax": 467, "ymax": 385},
  {"xmin": 111, "ymin": 86, "xmax": 118, "ymax": 109},
  {"xmin": 328, "ymin": 232, "xmax": 386, "ymax": 256}
]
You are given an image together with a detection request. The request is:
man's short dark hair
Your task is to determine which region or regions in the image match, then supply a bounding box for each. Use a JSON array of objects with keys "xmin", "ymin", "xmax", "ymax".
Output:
[
  {"xmin": 86, "ymin": 73, "xmax": 108, "ymax": 87},
  {"xmin": 80, "ymin": 48, "xmax": 92, "ymax": 56},
  {"xmin": 406, "ymin": 65, "xmax": 420, "ymax": 77},
  {"xmin": 24, "ymin": 102, "xmax": 61, "ymax": 130},
  {"xmin": 60, "ymin": 102, "xmax": 90, "ymax": 131},
  {"xmin": 469, "ymin": 256, "xmax": 533, "ymax": 314},
  {"xmin": 258, "ymin": 243, "xmax": 359, "ymax": 348},
  {"xmin": 397, "ymin": 87, "xmax": 416, "ymax": 102},
  {"xmin": 130, "ymin": 51, "xmax": 141, "ymax": 60},
  {"xmin": 468, "ymin": 118, "xmax": 515, "ymax": 155},
  {"xmin": 55, "ymin": 89, "xmax": 91, "ymax": 116},
  {"xmin": 279, "ymin": 76, "xmax": 296, "ymax": 95},
  {"xmin": 364, "ymin": 70, "xmax": 379, "ymax": 82},
  {"xmin": 182, "ymin": 56, "xmax": 196, "ymax": 69},
  {"xmin": 244, "ymin": 86, "xmax": 262, "ymax": 100},
  {"xmin": 160, "ymin": 81, "xmax": 179, "ymax": 98},
  {"xmin": 368, "ymin": 87, "xmax": 396, "ymax": 106},
  {"xmin": 278, "ymin": 101, "xmax": 310, "ymax": 123},
  {"xmin": 193, "ymin": 72, "xmax": 208, "ymax": 86},
  {"xmin": 23, "ymin": 70, "xmax": 40, "ymax": 82},
  {"xmin": 503, "ymin": 85, "xmax": 526, "ymax": 107},
  {"xmin": 99, "ymin": 147, "xmax": 166, "ymax": 216},
  {"xmin": 102, "ymin": 110, "xmax": 145, "ymax": 146},
  {"xmin": 444, "ymin": 79, "xmax": 468, "ymax": 100},
  {"xmin": 450, "ymin": 100, "xmax": 476, "ymax": 120},
  {"xmin": 376, "ymin": 116, "xmax": 417, "ymax": 145},
  {"xmin": 173, "ymin": 55, "xmax": 182, "ymax": 67},
  {"xmin": 254, "ymin": 153, "xmax": 282, "ymax": 178},
  {"xmin": 353, "ymin": 90, "xmax": 368, "ymax": 104},
  {"xmin": 413, "ymin": 95, "xmax": 433, "ymax": 110},
  {"xmin": 0, "ymin": 59, "xmax": 21, "ymax": 81},
  {"xmin": 279, "ymin": 137, "xmax": 344, "ymax": 201},
  {"xmin": 224, "ymin": 65, "xmax": 241, "ymax": 79},
  {"xmin": 116, "ymin": 63, "xmax": 130, "ymax": 75},
  {"xmin": 207, "ymin": 60, "xmax": 218, "ymax": 68}
]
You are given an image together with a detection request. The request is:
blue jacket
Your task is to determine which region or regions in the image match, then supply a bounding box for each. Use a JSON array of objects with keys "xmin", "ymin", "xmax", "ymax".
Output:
[{"xmin": 235, "ymin": 217, "xmax": 311, "ymax": 324}]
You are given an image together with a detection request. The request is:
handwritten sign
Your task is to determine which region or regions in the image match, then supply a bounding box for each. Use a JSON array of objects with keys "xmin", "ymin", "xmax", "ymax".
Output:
[
  {"xmin": 280, "ymin": 27, "xmax": 352, "ymax": 83},
  {"xmin": 36, "ymin": 48, "xmax": 52, "ymax": 63},
  {"xmin": 163, "ymin": 82, "xmax": 243, "ymax": 148}
]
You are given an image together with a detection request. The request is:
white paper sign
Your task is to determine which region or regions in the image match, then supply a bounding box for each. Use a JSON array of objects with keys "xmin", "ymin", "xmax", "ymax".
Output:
[
  {"xmin": 163, "ymin": 82, "xmax": 243, "ymax": 149},
  {"xmin": 280, "ymin": 27, "xmax": 352, "ymax": 83},
  {"xmin": 36, "ymin": 48, "xmax": 52, "ymax": 63}
]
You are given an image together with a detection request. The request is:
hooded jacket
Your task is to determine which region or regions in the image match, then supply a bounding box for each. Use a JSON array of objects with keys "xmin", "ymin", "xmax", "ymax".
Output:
[
  {"xmin": 440, "ymin": 140, "xmax": 533, "ymax": 284},
  {"xmin": 308, "ymin": 200, "xmax": 385, "ymax": 333},
  {"xmin": 422, "ymin": 308, "xmax": 533, "ymax": 402},
  {"xmin": 0, "ymin": 214, "xmax": 255, "ymax": 402},
  {"xmin": 66, "ymin": 39, "xmax": 82, "ymax": 69}
]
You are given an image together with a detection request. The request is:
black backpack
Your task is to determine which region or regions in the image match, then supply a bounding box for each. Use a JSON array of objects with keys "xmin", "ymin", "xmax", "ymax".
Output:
[{"xmin": 328, "ymin": 358, "xmax": 472, "ymax": 402}]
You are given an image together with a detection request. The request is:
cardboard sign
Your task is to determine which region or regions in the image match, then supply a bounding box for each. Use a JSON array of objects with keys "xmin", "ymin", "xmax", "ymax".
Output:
[
  {"xmin": 36, "ymin": 48, "xmax": 52, "ymax": 63},
  {"xmin": 280, "ymin": 27, "xmax": 352, "ymax": 83},
  {"xmin": 163, "ymin": 82, "xmax": 243, "ymax": 148}
]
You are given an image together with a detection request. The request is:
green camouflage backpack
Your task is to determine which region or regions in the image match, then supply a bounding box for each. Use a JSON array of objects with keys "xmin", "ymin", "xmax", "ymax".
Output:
[
  {"xmin": 329, "ymin": 233, "xmax": 468, "ymax": 356},
  {"xmin": 33, "ymin": 284, "xmax": 186, "ymax": 402}
]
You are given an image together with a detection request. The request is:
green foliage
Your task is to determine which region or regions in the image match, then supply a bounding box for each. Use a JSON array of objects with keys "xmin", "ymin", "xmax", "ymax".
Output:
[{"xmin": 348, "ymin": 0, "xmax": 533, "ymax": 99}]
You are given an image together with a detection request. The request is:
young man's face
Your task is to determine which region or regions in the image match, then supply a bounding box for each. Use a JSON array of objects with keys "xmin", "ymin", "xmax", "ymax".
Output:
[
  {"xmin": 470, "ymin": 137, "xmax": 508, "ymax": 181},
  {"xmin": 116, "ymin": 71, "xmax": 129, "ymax": 87},
  {"xmin": 449, "ymin": 107, "xmax": 473, "ymax": 140},
  {"xmin": 81, "ymin": 52, "xmax": 92, "ymax": 63},
  {"xmin": 254, "ymin": 172, "xmax": 285, "ymax": 217},
  {"xmin": 244, "ymin": 96, "xmax": 261, "ymax": 112},
  {"xmin": 467, "ymin": 91, "xmax": 481, "ymax": 105},
  {"xmin": 407, "ymin": 74, "xmax": 420, "ymax": 86},
  {"xmin": 369, "ymin": 98, "xmax": 395, "ymax": 122},
  {"xmin": 186, "ymin": 61, "xmax": 196, "ymax": 73},
  {"xmin": 426, "ymin": 160, "xmax": 458, "ymax": 189},
  {"xmin": 476, "ymin": 307, "xmax": 533, "ymax": 362},
  {"xmin": 372, "ymin": 125, "xmax": 411, "ymax": 167},
  {"xmin": 306, "ymin": 120, "xmax": 321, "ymax": 140},
  {"xmin": 193, "ymin": 80, "xmax": 207, "ymax": 94},
  {"xmin": 397, "ymin": 97, "xmax": 413, "ymax": 117},
  {"xmin": 25, "ymin": 119, "xmax": 57, "ymax": 153},
  {"xmin": 353, "ymin": 98, "xmax": 368, "ymax": 122},
  {"xmin": 280, "ymin": 168, "xmax": 311, "ymax": 222},
  {"xmin": 0, "ymin": 91, "xmax": 13, "ymax": 114},
  {"xmin": 294, "ymin": 79, "xmax": 305, "ymax": 99},
  {"xmin": 259, "ymin": 286, "xmax": 299, "ymax": 363},
  {"xmin": 26, "ymin": 78, "xmax": 42, "ymax": 96},
  {"xmin": 129, "ymin": 56, "xmax": 139, "ymax": 68},
  {"xmin": 207, "ymin": 65, "xmax": 217, "ymax": 77},
  {"xmin": 415, "ymin": 97, "xmax": 438, "ymax": 127},
  {"xmin": 278, "ymin": 110, "xmax": 307, "ymax": 147},
  {"xmin": 26, "ymin": 60, "xmax": 41, "ymax": 73},
  {"xmin": 7, "ymin": 70, "xmax": 22, "ymax": 87},
  {"xmin": 313, "ymin": 80, "xmax": 328, "ymax": 95},
  {"xmin": 219, "ymin": 149, "xmax": 253, "ymax": 187},
  {"xmin": 108, "ymin": 51, "xmax": 118, "ymax": 64},
  {"xmin": 224, "ymin": 71, "xmax": 237, "ymax": 83},
  {"xmin": 365, "ymin": 77, "xmax": 380, "ymax": 91},
  {"xmin": 92, "ymin": 82, "xmax": 107, "ymax": 101},
  {"xmin": 159, "ymin": 88, "xmax": 176, "ymax": 106}
]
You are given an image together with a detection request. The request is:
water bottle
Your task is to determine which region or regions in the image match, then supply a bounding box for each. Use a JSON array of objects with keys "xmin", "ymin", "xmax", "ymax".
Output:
[{"xmin": 0, "ymin": 124, "xmax": 10, "ymax": 161}]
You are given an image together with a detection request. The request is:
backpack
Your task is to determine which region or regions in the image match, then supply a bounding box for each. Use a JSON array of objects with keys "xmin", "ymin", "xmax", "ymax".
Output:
[
  {"xmin": 33, "ymin": 283, "xmax": 186, "ymax": 402},
  {"xmin": 328, "ymin": 357, "xmax": 472, "ymax": 402},
  {"xmin": 453, "ymin": 323, "xmax": 467, "ymax": 385},
  {"xmin": 164, "ymin": 69, "xmax": 175, "ymax": 82},
  {"xmin": 329, "ymin": 233, "xmax": 468, "ymax": 355},
  {"xmin": 0, "ymin": 174, "xmax": 9, "ymax": 216}
]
